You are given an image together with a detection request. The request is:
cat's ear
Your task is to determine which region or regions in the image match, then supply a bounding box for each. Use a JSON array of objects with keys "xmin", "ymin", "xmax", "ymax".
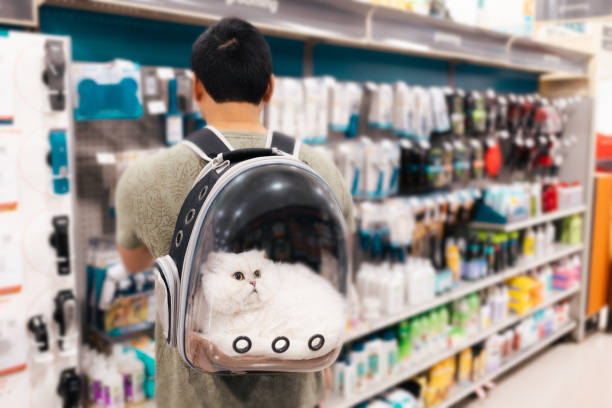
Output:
[{"xmin": 205, "ymin": 252, "xmax": 223, "ymax": 270}]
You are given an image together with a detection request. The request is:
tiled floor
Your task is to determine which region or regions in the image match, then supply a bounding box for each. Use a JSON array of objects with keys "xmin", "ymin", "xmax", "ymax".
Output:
[{"xmin": 457, "ymin": 332, "xmax": 612, "ymax": 408}]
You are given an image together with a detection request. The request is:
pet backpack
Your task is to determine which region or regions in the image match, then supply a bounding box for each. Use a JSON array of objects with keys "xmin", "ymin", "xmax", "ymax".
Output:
[{"xmin": 154, "ymin": 126, "xmax": 350, "ymax": 373}]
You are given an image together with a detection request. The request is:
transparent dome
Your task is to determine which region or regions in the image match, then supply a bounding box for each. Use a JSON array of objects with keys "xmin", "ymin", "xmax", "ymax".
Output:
[{"xmin": 179, "ymin": 159, "xmax": 349, "ymax": 373}]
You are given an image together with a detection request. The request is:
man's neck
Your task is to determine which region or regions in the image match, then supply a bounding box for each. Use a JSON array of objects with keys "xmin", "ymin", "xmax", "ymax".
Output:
[{"xmin": 204, "ymin": 102, "xmax": 267, "ymax": 133}]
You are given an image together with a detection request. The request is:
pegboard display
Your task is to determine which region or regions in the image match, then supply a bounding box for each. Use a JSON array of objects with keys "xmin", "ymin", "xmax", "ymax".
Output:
[
  {"xmin": 0, "ymin": 32, "xmax": 79, "ymax": 408},
  {"xmin": 74, "ymin": 117, "xmax": 165, "ymax": 241}
]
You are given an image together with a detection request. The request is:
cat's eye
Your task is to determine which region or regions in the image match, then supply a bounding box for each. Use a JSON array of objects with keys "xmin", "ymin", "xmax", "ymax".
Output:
[
  {"xmin": 254, "ymin": 270, "xmax": 261, "ymax": 278},
  {"xmin": 233, "ymin": 272, "xmax": 245, "ymax": 281}
]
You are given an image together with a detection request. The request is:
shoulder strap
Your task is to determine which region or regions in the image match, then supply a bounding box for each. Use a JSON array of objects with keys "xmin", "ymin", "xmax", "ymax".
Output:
[
  {"xmin": 182, "ymin": 125, "xmax": 234, "ymax": 161},
  {"xmin": 265, "ymin": 131, "xmax": 301, "ymax": 157}
]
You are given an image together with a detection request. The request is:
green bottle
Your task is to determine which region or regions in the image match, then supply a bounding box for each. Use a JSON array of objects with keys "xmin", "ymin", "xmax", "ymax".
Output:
[
  {"xmin": 397, "ymin": 321, "xmax": 411, "ymax": 360},
  {"xmin": 569, "ymin": 215, "xmax": 582, "ymax": 244}
]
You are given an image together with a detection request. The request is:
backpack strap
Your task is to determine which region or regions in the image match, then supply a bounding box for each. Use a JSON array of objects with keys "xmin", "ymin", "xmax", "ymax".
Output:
[
  {"xmin": 265, "ymin": 130, "xmax": 301, "ymax": 157},
  {"xmin": 182, "ymin": 125, "xmax": 234, "ymax": 161}
]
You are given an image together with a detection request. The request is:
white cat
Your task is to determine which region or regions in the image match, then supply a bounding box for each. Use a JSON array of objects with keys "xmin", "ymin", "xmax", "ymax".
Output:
[{"xmin": 191, "ymin": 250, "xmax": 346, "ymax": 360}]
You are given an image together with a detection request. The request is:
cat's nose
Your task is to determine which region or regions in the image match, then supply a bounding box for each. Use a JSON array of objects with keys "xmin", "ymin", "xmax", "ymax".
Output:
[{"xmin": 250, "ymin": 281, "xmax": 256, "ymax": 287}]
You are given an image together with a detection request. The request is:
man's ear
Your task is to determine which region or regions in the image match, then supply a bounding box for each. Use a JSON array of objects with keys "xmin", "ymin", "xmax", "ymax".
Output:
[
  {"xmin": 262, "ymin": 74, "xmax": 275, "ymax": 103},
  {"xmin": 193, "ymin": 76, "xmax": 205, "ymax": 103}
]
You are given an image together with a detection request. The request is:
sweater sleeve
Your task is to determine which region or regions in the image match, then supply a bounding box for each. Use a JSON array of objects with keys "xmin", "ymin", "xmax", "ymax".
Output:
[{"xmin": 115, "ymin": 162, "xmax": 144, "ymax": 249}]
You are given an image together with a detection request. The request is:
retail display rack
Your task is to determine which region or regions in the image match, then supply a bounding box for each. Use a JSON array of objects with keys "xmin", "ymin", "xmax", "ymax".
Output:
[
  {"xmin": 344, "ymin": 242, "xmax": 584, "ymax": 344},
  {"xmin": 326, "ymin": 287, "xmax": 580, "ymax": 408},
  {"xmin": 46, "ymin": 0, "xmax": 591, "ymax": 75}
]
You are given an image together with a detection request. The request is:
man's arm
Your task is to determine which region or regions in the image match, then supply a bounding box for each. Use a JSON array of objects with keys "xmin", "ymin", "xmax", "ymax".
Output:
[
  {"xmin": 117, "ymin": 245, "xmax": 154, "ymax": 273},
  {"xmin": 115, "ymin": 162, "xmax": 154, "ymax": 273}
]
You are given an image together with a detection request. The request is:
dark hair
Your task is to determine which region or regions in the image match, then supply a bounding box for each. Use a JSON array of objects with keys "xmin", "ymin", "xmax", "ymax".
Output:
[{"xmin": 191, "ymin": 18, "xmax": 273, "ymax": 105}]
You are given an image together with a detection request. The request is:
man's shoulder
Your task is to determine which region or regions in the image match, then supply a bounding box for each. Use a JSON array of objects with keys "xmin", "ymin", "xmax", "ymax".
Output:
[{"xmin": 120, "ymin": 144, "xmax": 203, "ymax": 189}]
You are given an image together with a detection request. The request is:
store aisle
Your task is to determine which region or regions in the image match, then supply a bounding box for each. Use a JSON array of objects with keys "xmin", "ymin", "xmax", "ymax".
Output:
[{"xmin": 458, "ymin": 332, "xmax": 612, "ymax": 408}]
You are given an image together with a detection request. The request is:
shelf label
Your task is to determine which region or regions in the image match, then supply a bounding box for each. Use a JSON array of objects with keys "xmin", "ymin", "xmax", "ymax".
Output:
[
  {"xmin": 225, "ymin": 0, "xmax": 279, "ymax": 14},
  {"xmin": 433, "ymin": 31, "xmax": 462, "ymax": 48},
  {"xmin": 543, "ymin": 54, "xmax": 562, "ymax": 64}
]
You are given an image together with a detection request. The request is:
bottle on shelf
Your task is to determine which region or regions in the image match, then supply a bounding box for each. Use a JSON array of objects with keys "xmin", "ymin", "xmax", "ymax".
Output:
[{"xmin": 523, "ymin": 227, "xmax": 536, "ymax": 257}]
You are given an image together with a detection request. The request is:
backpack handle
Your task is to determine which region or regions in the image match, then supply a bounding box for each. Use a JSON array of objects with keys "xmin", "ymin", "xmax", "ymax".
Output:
[{"xmin": 221, "ymin": 148, "xmax": 279, "ymax": 163}]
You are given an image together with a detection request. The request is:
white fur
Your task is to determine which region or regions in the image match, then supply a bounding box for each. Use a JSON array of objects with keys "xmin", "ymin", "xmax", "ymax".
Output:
[{"xmin": 191, "ymin": 250, "xmax": 346, "ymax": 360}]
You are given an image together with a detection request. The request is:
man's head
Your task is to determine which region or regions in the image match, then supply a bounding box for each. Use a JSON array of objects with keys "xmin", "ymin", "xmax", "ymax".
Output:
[{"xmin": 191, "ymin": 18, "xmax": 274, "ymax": 120}]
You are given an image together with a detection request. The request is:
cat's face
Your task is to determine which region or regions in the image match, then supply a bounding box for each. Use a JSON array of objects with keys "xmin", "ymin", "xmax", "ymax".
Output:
[{"xmin": 200, "ymin": 250, "xmax": 279, "ymax": 315}]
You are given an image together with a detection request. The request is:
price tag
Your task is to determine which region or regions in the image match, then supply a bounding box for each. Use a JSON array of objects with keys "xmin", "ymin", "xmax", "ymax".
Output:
[
  {"xmin": 0, "ymin": 232, "xmax": 22, "ymax": 294},
  {"xmin": 0, "ymin": 140, "xmax": 17, "ymax": 212},
  {"xmin": 156, "ymin": 67, "xmax": 175, "ymax": 80},
  {"xmin": 147, "ymin": 100, "xmax": 167, "ymax": 115},
  {"xmin": 434, "ymin": 31, "xmax": 462, "ymax": 47}
]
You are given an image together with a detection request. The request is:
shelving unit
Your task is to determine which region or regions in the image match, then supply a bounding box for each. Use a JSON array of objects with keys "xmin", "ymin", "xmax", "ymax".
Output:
[
  {"xmin": 326, "ymin": 286, "xmax": 579, "ymax": 408},
  {"xmin": 344, "ymin": 243, "xmax": 583, "ymax": 343},
  {"xmin": 17, "ymin": 3, "xmax": 595, "ymax": 408},
  {"xmin": 470, "ymin": 206, "xmax": 586, "ymax": 232},
  {"xmin": 436, "ymin": 320, "xmax": 577, "ymax": 408},
  {"xmin": 46, "ymin": 0, "xmax": 591, "ymax": 75}
]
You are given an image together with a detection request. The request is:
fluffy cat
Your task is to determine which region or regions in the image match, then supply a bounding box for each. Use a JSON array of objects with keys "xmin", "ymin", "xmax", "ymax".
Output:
[{"xmin": 191, "ymin": 250, "xmax": 346, "ymax": 360}]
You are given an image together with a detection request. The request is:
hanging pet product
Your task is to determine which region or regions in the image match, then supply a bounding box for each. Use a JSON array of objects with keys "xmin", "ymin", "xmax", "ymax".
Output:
[{"xmin": 154, "ymin": 126, "xmax": 350, "ymax": 373}]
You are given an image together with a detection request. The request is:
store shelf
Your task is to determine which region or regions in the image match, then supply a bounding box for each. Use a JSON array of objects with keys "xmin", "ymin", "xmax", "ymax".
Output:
[
  {"xmin": 470, "ymin": 205, "xmax": 586, "ymax": 232},
  {"xmin": 436, "ymin": 320, "xmax": 577, "ymax": 408},
  {"xmin": 87, "ymin": 321, "xmax": 155, "ymax": 344},
  {"xmin": 343, "ymin": 243, "xmax": 583, "ymax": 343},
  {"xmin": 326, "ymin": 286, "xmax": 579, "ymax": 408},
  {"xmin": 46, "ymin": 0, "xmax": 590, "ymax": 75}
]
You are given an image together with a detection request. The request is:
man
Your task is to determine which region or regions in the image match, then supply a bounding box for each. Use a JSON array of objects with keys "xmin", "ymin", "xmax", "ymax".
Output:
[{"xmin": 115, "ymin": 17, "xmax": 354, "ymax": 407}]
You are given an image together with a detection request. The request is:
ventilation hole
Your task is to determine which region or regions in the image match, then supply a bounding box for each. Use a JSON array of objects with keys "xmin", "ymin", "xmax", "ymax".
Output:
[
  {"xmin": 198, "ymin": 185, "xmax": 208, "ymax": 201},
  {"xmin": 185, "ymin": 209, "xmax": 196, "ymax": 224},
  {"xmin": 272, "ymin": 336, "xmax": 290, "ymax": 353},
  {"xmin": 308, "ymin": 334, "xmax": 324, "ymax": 351},
  {"xmin": 233, "ymin": 336, "xmax": 251, "ymax": 354},
  {"xmin": 175, "ymin": 230, "xmax": 183, "ymax": 248}
]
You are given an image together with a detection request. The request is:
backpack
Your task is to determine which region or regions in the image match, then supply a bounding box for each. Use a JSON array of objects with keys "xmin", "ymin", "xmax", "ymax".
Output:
[{"xmin": 153, "ymin": 126, "xmax": 350, "ymax": 373}]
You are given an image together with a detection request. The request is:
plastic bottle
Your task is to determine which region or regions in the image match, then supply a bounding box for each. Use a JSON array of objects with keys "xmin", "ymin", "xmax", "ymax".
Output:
[
  {"xmin": 423, "ymin": 260, "xmax": 436, "ymax": 302},
  {"xmin": 569, "ymin": 215, "xmax": 582, "ymax": 244},
  {"xmin": 343, "ymin": 354, "xmax": 356, "ymax": 398},
  {"xmin": 530, "ymin": 181, "xmax": 542, "ymax": 217},
  {"xmin": 439, "ymin": 306, "xmax": 450, "ymax": 347},
  {"xmin": 545, "ymin": 222, "xmax": 556, "ymax": 251},
  {"xmin": 351, "ymin": 341, "xmax": 367, "ymax": 389},
  {"xmin": 523, "ymin": 228, "xmax": 536, "ymax": 257},
  {"xmin": 445, "ymin": 237, "xmax": 461, "ymax": 283},
  {"xmin": 540, "ymin": 265, "xmax": 553, "ymax": 297},
  {"xmin": 385, "ymin": 264, "xmax": 405, "ymax": 314},
  {"xmin": 536, "ymin": 227, "xmax": 545, "ymax": 257},
  {"xmin": 397, "ymin": 321, "xmax": 411, "ymax": 360},
  {"xmin": 480, "ymin": 299, "xmax": 492, "ymax": 329},
  {"xmin": 91, "ymin": 357, "xmax": 106, "ymax": 407},
  {"xmin": 332, "ymin": 356, "xmax": 347, "ymax": 395},
  {"xmin": 103, "ymin": 366, "xmax": 124, "ymax": 408},
  {"xmin": 381, "ymin": 329, "xmax": 398, "ymax": 376},
  {"xmin": 125, "ymin": 350, "xmax": 145, "ymax": 405},
  {"xmin": 411, "ymin": 317, "xmax": 423, "ymax": 358},
  {"xmin": 500, "ymin": 287, "xmax": 509, "ymax": 321},
  {"xmin": 467, "ymin": 293, "xmax": 481, "ymax": 335},
  {"xmin": 365, "ymin": 337, "xmax": 382, "ymax": 383},
  {"xmin": 508, "ymin": 232, "xmax": 519, "ymax": 266},
  {"xmin": 484, "ymin": 235, "xmax": 495, "ymax": 275}
]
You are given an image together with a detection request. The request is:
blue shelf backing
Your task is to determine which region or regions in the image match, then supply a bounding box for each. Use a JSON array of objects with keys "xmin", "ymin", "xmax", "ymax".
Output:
[
  {"xmin": 455, "ymin": 63, "xmax": 538, "ymax": 93},
  {"xmin": 314, "ymin": 44, "xmax": 449, "ymax": 85},
  {"xmin": 39, "ymin": 5, "xmax": 303, "ymax": 77}
]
